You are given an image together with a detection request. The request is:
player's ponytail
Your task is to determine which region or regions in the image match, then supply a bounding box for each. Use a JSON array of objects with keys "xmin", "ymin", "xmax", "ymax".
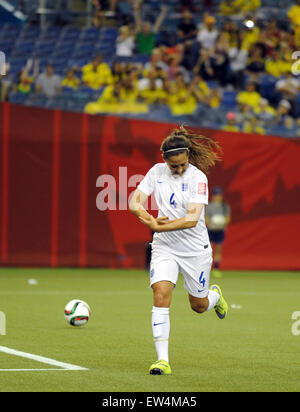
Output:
[{"xmin": 161, "ymin": 125, "xmax": 222, "ymax": 174}]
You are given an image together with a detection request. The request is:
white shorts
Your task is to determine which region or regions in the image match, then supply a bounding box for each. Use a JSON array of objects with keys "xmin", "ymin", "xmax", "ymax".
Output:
[{"xmin": 149, "ymin": 248, "xmax": 213, "ymax": 298}]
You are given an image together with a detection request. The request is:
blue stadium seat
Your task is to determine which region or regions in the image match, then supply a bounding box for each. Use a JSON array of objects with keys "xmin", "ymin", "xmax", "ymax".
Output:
[
  {"xmin": 12, "ymin": 40, "xmax": 36, "ymax": 57},
  {"xmin": 259, "ymin": 75, "xmax": 277, "ymax": 100},
  {"xmin": 25, "ymin": 94, "xmax": 48, "ymax": 108},
  {"xmin": 19, "ymin": 25, "xmax": 41, "ymax": 40},
  {"xmin": 39, "ymin": 26, "xmax": 62, "ymax": 40},
  {"xmin": 80, "ymin": 27, "xmax": 100, "ymax": 41},
  {"xmin": 220, "ymin": 91, "xmax": 237, "ymax": 109},
  {"xmin": 34, "ymin": 40, "xmax": 56, "ymax": 58},
  {"xmin": 132, "ymin": 54, "xmax": 150, "ymax": 64},
  {"xmin": 60, "ymin": 26, "xmax": 81, "ymax": 40},
  {"xmin": 9, "ymin": 92, "xmax": 29, "ymax": 105}
]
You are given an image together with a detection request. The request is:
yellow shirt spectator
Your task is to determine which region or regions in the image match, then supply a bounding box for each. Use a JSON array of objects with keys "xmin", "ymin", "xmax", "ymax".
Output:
[
  {"xmin": 254, "ymin": 99, "xmax": 276, "ymax": 117},
  {"xmin": 61, "ymin": 69, "xmax": 80, "ymax": 89},
  {"xmin": 219, "ymin": 0, "xmax": 261, "ymax": 16},
  {"xmin": 82, "ymin": 61, "xmax": 113, "ymax": 89},
  {"xmin": 223, "ymin": 124, "xmax": 240, "ymax": 132},
  {"xmin": 167, "ymin": 83, "xmax": 198, "ymax": 115},
  {"xmin": 243, "ymin": 122, "xmax": 265, "ymax": 134},
  {"xmin": 287, "ymin": 4, "xmax": 300, "ymax": 27},
  {"xmin": 241, "ymin": 26, "xmax": 260, "ymax": 51},
  {"xmin": 140, "ymin": 84, "xmax": 166, "ymax": 105},
  {"xmin": 237, "ymin": 84, "xmax": 262, "ymax": 108}
]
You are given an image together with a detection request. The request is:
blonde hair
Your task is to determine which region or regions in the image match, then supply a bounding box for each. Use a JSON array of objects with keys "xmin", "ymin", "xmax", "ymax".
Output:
[{"xmin": 161, "ymin": 126, "xmax": 222, "ymax": 174}]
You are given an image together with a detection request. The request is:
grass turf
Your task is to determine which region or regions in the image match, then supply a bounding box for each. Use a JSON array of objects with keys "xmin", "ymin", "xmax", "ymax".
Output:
[{"xmin": 0, "ymin": 267, "xmax": 299, "ymax": 392}]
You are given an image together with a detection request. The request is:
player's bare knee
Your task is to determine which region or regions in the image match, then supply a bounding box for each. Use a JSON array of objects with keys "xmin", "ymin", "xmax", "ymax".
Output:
[
  {"xmin": 153, "ymin": 290, "xmax": 169, "ymax": 307},
  {"xmin": 191, "ymin": 303, "xmax": 207, "ymax": 314}
]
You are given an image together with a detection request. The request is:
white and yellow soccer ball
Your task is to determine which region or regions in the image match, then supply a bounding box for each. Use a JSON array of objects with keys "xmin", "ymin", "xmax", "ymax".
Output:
[
  {"xmin": 64, "ymin": 299, "xmax": 90, "ymax": 326},
  {"xmin": 211, "ymin": 214, "xmax": 226, "ymax": 229}
]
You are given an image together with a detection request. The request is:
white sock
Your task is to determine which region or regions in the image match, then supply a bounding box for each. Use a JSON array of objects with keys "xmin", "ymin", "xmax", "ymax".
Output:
[
  {"xmin": 152, "ymin": 306, "xmax": 170, "ymax": 363},
  {"xmin": 207, "ymin": 289, "xmax": 220, "ymax": 311}
]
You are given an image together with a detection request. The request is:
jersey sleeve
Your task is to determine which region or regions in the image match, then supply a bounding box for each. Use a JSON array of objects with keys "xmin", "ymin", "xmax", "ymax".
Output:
[
  {"xmin": 136, "ymin": 164, "xmax": 157, "ymax": 196},
  {"xmin": 188, "ymin": 173, "xmax": 208, "ymax": 205}
]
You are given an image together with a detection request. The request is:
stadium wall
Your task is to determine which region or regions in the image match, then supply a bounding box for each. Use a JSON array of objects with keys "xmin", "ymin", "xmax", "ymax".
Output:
[{"xmin": 0, "ymin": 102, "xmax": 300, "ymax": 270}]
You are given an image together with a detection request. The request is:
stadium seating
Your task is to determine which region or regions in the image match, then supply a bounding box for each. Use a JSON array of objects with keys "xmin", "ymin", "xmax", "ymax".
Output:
[{"xmin": 1, "ymin": 0, "xmax": 299, "ymax": 138}]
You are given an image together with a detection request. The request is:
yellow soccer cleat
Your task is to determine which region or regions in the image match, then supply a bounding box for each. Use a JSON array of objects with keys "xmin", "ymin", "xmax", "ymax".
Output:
[
  {"xmin": 211, "ymin": 284, "xmax": 228, "ymax": 319},
  {"xmin": 149, "ymin": 360, "xmax": 172, "ymax": 375}
]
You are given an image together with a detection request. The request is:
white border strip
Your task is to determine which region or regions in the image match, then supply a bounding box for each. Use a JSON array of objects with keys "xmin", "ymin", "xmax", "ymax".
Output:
[{"xmin": 0, "ymin": 346, "xmax": 88, "ymax": 371}]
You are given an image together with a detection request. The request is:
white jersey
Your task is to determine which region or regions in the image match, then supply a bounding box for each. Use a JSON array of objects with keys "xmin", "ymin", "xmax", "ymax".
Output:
[{"xmin": 137, "ymin": 163, "xmax": 212, "ymax": 256}]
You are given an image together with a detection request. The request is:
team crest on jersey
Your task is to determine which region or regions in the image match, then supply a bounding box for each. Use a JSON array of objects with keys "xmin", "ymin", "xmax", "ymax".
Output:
[
  {"xmin": 181, "ymin": 183, "xmax": 188, "ymax": 192},
  {"xmin": 198, "ymin": 183, "xmax": 206, "ymax": 195}
]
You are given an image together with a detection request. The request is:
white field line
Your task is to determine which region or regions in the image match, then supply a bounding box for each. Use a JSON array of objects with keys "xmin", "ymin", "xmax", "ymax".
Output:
[{"xmin": 0, "ymin": 346, "xmax": 88, "ymax": 371}]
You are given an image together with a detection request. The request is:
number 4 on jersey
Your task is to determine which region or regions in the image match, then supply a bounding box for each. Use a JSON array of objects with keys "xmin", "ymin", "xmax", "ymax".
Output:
[
  {"xmin": 199, "ymin": 271, "xmax": 205, "ymax": 288},
  {"xmin": 170, "ymin": 193, "xmax": 177, "ymax": 208}
]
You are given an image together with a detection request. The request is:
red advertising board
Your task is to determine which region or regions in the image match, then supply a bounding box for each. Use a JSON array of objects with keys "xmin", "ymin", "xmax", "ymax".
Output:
[{"xmin": 1, "ymin": 103, "xmax": 300, "ymax": 270}]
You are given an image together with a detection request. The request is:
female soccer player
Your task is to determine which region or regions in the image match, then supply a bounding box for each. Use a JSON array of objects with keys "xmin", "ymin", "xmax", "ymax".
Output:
[{"xmin": 129, "ymin": 126, "xmax": 228, "ymax": 375}]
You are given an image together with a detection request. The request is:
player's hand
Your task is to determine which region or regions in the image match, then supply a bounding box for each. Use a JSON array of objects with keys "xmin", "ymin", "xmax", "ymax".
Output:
[{"xmin": 139, "ymin": 214, "xmax": 160, "ymax": 231}]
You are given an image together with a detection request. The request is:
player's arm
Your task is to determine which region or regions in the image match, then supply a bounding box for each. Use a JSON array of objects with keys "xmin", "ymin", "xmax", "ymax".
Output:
[
  {"xmin": 129, "ymin": 189, "xmax": 151, "ymax": 220},
  {"xmin": 139, "ymin": 203, "xmax": 204, "ymax": 232}
]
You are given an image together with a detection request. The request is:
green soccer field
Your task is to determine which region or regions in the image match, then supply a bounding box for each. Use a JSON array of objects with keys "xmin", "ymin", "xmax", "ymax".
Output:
[{"xmin": 0, "ymin": 267, "xmax": 299, "ymax": 392}]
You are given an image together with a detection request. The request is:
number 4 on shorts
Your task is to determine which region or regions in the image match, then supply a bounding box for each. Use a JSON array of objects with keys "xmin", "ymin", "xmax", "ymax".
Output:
[{"xmin": 199, "ymin": 271, "xmax": 205, "ymax": 288}]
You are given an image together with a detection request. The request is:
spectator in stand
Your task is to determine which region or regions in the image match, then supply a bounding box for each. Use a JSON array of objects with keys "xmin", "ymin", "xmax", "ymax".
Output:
[
  {"xmin": 166, "ymin": 76, "xmax": 198, "ymax": 116},
  {"xmin": 193, "ymin": 48, "xmax": 215, "ymax": 82},
  {"xmin": 82, "ymin": 54, "xmax": 113, "ymax": 89},
  {"xmin": 116, "ymin": 25, "xmax": 136, "ymax": 57},
  {"xmin": 258, "ymin": 21, "xmax": 280, "ymax": 57},
  {"xmin": 139, "ymin": 77, "xmax": 166, "ymax": 105},
  {"xmin": 287, "ymin": 0, "xmax": 300, "ymax": 43},
  {"xmin": 197, "ymin": 14, "xmax": 219, "ymax": 51},
  {"xmin": 180, "ymin": 40, "xmax": 200, "ymax": 72},
  {"xmin": 211, "ymin": 34, "xmax": 230, "ymax": 86},
  {"xmin": 138, "ymin": 68, "xmax": 163, "ymax": 91},
  {"xmin": 111, "ymin": 60, "xmax": 127, "ymax": 83},
  {"xmin": 92, "ymin": 0, "xmax": 117, "ymax": 27},
  {"xmin": 228, "ymin": 37, "xmax": 248, "ymax": 89},
  {"xmin": 265, "ymin": 49, "xmax": 291, "ymax": 78},
  {"xmin": 274, "ymin": 99, "xmax": 294, "ymax": 128},
  {"xmin": 166, "ymin": 53, "xmax": 186, "ymax": 82},
  {"xmin": 177, "ymin": 9, "xmax": 198, "ymax": 43},
  {"xmin": 275, "ymin": 73, "xmax": 300, "ymax": 116},
  {"xmin": 240, "ymin": 20, "xmax": 260, "ymax": 52},
  {"xmin": 245, "ymin": 43, "xmax": 266, "ymax": 82},
  {"xmin": 243, "ymin": 114, "xmax": 265, "ymax": 134},
  {"xmin": 237, "ymin": 82, "xmax": 262, "ymax": 109},
  {"xmin": 61, "ymin": 68, "xmax": 80, "ymax": 89},
  {"xmin": 221, "ymin": 20, "xmax": 239, "ymax": 49},
  {"xmin": 143, "ymin": 48, "xmax": 168, "ymax": 73},
  {"xmin": 222, "ymin": 112, "xmax": 240, "ymax": 132},
  {"xmin": 134, "ymin": 2, "xmax": 167, "ymax": 55},
  {"xmin": 14, "ymin": 59, "xmax": 39, "ymax": 95},
  {"xmin": 35, "ymin": 64, "xmax": 61, "ymax": 97},
  {"xmin": 85, "ymin": 80, "xmax": 125, "ymax": 114},
  {"xmin": 219, "ymin": 0, "xmax": 261, "ymax": 17},
  {"xmin": 254, "ymin": 98, "xmax": 276, "ymax": 127}
]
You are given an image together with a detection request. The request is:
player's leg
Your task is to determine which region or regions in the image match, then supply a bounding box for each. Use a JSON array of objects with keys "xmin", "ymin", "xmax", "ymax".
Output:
[
  {"xmin": 148, "ymin": 252, "xmax": 179, "ymax": 375},
  {"xmin": 188, "ymin": 293, "xmax": 218, "ymax": 313},
  {"xmin": 188, "ymin": 286, "xmax": 228, "ymax": 319},
  {"xmin": 150, "ymin": 281, "xmax": 173, "ymax": 375},
  {"xmin": 180, "ymin": 252, "xmax": 228, "ymax": 318}
]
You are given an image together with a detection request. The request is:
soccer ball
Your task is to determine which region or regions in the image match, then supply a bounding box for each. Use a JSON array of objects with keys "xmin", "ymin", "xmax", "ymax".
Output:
[
  {"xmin": 211, "ymin": 214, "xmax": 226, "ymax": 228},
  {"xmin": 64, "ymin": 299, "xmax": 90, "ymax": 326}
]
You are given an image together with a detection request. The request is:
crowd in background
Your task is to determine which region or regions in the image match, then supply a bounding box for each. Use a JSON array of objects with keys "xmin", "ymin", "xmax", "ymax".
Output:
[{"xmin": 4, "ymin": 0, "xmax": 300, "ymax": 136}]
